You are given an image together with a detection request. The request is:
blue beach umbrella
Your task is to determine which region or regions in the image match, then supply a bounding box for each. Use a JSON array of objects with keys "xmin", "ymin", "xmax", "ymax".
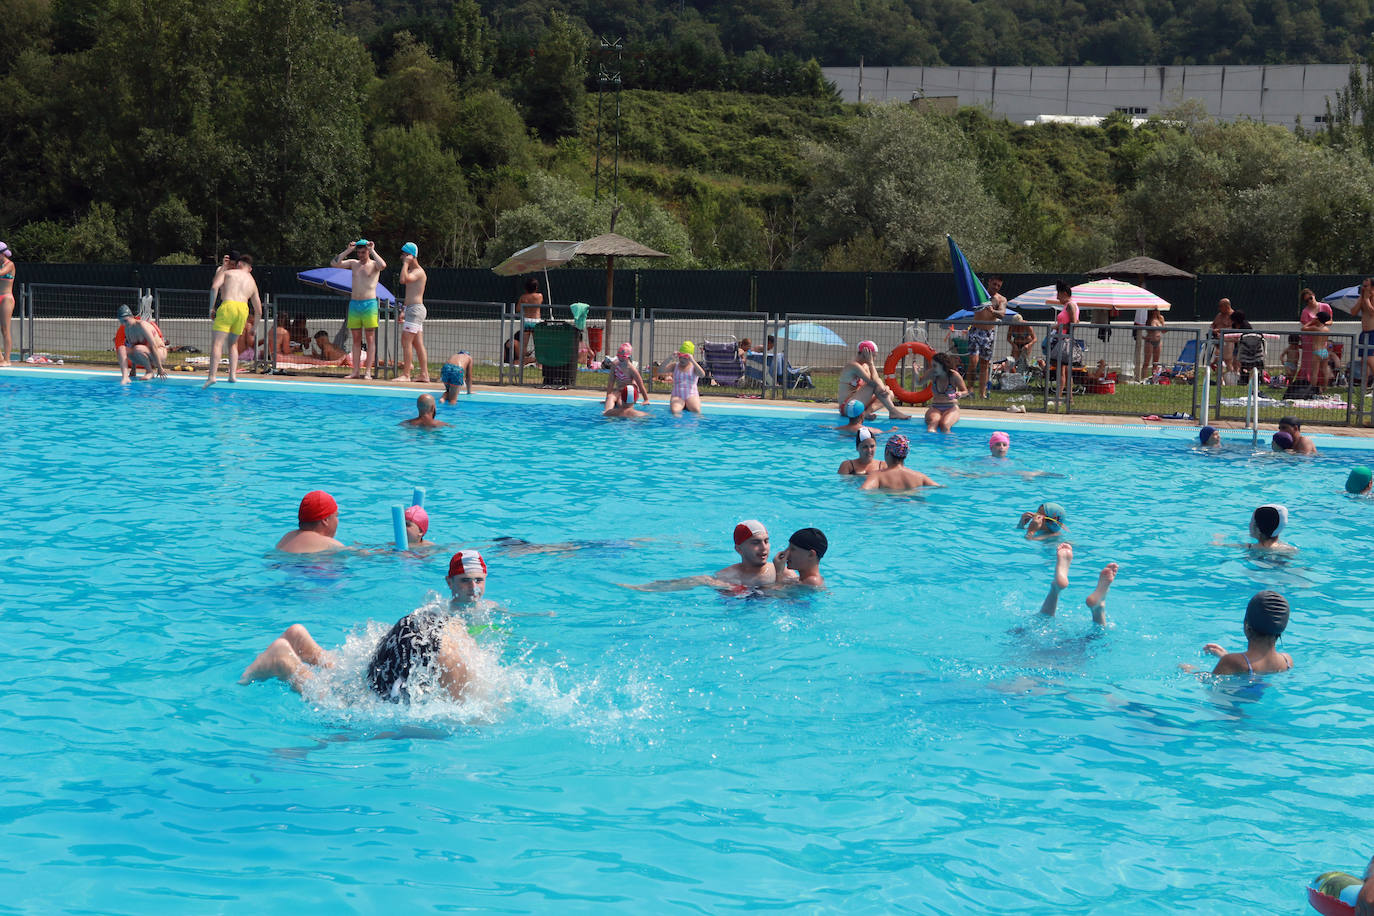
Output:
[
  {"xmin": 777, "ymin": 322, "xmax": 848, "ymax": 347},
  {"xmin": 945, "ymin": 308, "xmax": 1019, "ymax": 323},
  {"xmin": 297, "ymin": 267, "xmax": 396, "ymax": 302},
  {"xmin": 947, "ymin": 234, "xmax": 990, "ymax": 313},
  {"xmin": 1322, "ymin": 285, "xmax": 1362, "ymax": 314}
]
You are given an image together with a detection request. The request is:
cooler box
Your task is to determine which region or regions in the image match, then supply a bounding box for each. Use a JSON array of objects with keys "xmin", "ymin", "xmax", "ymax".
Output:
[{"xmin": 532, "ymin": 321, "xmax": 577, "ymax": 387}]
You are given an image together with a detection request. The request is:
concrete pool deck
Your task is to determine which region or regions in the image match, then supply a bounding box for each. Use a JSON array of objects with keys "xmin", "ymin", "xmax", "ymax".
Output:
[{"xmin": 9, "ymin": 362, "xmax": 1374, "ymax": 443}]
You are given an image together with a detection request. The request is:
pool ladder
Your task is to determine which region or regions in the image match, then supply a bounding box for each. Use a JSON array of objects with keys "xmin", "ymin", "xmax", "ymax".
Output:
[{"xmin": 1199, "ymin": 365, "xmax": 1261, "ymax": 447}]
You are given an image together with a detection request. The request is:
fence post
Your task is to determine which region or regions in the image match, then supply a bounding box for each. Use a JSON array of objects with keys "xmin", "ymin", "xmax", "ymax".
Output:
[
  {"xmin": 1190, "ymin": 329, "xmax": 1201, "ymax": 420},
  {"xmin": 15, "ymin": 282, "xmax": 25, "ymax": 359},
  {"xmin": 1346, "ymin": 330, "xmax": 1356, "ymax": 427},
  {"xmin": 25, "ymin": 284, "xmax": 33, "ymax": 359},
  {"xmin": 644, "ymin": 308, "xmax": 656, "ymax": 395},
  {"xmin": 265, "ymin": 295, "xmax": 277, "ymax": 374}
]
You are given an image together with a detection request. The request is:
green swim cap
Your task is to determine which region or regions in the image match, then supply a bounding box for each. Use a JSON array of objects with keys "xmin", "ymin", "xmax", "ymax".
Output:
[
  {"xmin": 679, "ymin": 341, "xmax": 695, "ymax": 356},
  {"xmin": 1346, "ymin": 465, "xmax": 1373, "ymax": 494}
]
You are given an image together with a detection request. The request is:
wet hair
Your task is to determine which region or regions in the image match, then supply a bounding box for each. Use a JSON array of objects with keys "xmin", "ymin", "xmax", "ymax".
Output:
[
  {"xmin": 1055, "ymin": 280, "xmax": 1072, "ymax": 297},
  {"xmin": 525, "ymin": 278, "xmax": 539, "ymax": 293}
]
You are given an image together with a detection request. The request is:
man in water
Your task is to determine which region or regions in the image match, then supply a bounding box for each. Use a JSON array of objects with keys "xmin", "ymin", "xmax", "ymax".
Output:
[
  {"xmin": 205, "ymin": 252, "xmax": 263, "ymax": 388},
  {"xmin": 1038, "ymin": 543, "xmax": 1116, "ymax": 626},
  {"xmin": 716, "ymin": 519, "xmax": 777, "ymax": 586},
  {"xmin": 331, "ymin": 238, "xmax": 386, "ymax": 379},
  {"xmin": 774, "ymin": 528, "xmax": 827, "ymax": 587},
  {"xmin": 276, "ymin": 490, "xmax": 344, "ymax": 554},
  {"xmin": 400, "ymin": 393, "xmax": 451, "ymax": 428},
  {"xmin": 440, "ymin": 352, "xmax": 475, "ymax": 402},
  {"xmin": 1277, "ymin": 416, "xmax": 1317, "ymax": 455},
  {"xmin": 238, "ymin": 550, "xmax": 487, "ymax": 702},
  {"xmin": 861, "ymin": 434, "xmax": 938, "ymax": 491},
  {"xmin": 836, "ymin": 341, "xmax": 912, "ymax": 421},
  {"xmin": 115, "ymin": 304, "xmax": 168, "ymax": 382},
  {"xmin": 968, "ymin": 276, "xmax": 1008, "ymax": 399}
]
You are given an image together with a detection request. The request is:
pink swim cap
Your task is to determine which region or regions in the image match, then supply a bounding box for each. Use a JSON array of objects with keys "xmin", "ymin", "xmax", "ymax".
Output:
[
  {"xmin": 403, "ymin": 504, "xmax": 429, "ymax": 535},
  {"xmin": 989, "ymin": 431, "xmax": 1011, "ymax": 447},
  {"xmin": 618, "ymin": 343, "xmax": 633, "ymax": 357},
  {"xmin": 858, "ymin": 340, "xmax": 878, "ymax": 354}
]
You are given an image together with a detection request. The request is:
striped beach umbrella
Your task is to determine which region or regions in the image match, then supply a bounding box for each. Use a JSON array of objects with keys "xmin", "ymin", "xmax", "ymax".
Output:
[{"xmin": 1051, "ymin": 278, "xmax": 1172, "ymax": 312}]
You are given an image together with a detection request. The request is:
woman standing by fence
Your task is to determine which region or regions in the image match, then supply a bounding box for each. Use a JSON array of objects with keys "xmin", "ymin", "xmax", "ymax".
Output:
[{"xmin": 0, "ymin": 242, "xmax": 14, "ymax": 366}]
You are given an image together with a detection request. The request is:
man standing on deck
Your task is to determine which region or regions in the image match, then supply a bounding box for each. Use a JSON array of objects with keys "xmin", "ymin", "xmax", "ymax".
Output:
[
  {"xmin": 332, "ymin": 239, "xmax": 386, "ymax": 380},
  {"xmin": 205, "ymin": 252, "xmax": 262, "ymax": 388},
  {"xmin": 396, "ymin": 242, "xmax": 429, "ymax": 383},
  {"xmin": 968, "ymin": 275, "xmax": 1008, "ymax": 399}
]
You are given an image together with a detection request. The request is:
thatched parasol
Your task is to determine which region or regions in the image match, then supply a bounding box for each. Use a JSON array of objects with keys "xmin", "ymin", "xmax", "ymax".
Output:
[
  {"xmin": 577, "ymin": 232, "xmax": 668, "ymax": 352},
  {"xmin": 1086, "ymin": 256, "xmax": 1195, "ymax": 280}
]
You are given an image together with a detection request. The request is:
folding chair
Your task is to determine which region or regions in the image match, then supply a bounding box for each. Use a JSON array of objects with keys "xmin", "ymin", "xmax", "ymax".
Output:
[{"xmin": 702, "ymin": 339, "xmax": 745, "ymax": 387}]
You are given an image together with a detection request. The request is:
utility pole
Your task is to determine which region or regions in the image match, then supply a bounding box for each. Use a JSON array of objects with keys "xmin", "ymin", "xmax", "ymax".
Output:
[{"xmin": 593, "ymin": 36, "xmax": 623, "ymax": 203}]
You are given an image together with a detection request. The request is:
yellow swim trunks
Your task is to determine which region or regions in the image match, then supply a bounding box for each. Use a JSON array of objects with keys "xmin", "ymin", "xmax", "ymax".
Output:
[{"xmin": 213, "ymin": 300, "xmax": 249, "ymax": 335}]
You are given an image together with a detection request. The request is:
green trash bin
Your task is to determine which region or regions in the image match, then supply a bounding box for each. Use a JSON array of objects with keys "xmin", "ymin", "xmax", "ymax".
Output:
[{"xmin": 531, "ymin": 321, "xmax": 577, "ymax": 387}]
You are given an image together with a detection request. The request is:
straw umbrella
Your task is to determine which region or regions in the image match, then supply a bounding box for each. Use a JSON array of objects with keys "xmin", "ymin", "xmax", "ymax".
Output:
[
  {"xmin": 576, "ymin": 232, "xmax": 669, "ymax": 352},
  {"xmin": 1085, "ymin": 256, "xmax": 1195, "ymax": 280}
]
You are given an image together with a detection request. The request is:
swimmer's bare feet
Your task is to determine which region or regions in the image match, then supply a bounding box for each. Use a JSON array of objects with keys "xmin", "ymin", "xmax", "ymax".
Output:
[
  {"xmin": 201, "ymin": 378, "xmax": 215, "ymax": 389},
  {"xmin": 1086, "ymin": 562, "xmax": 1117, "ymax": 625},
  {"xmin": 347, "ymin": 371, "xmax": 362, "ymax": 379},
  {"xmin": 237, "ymin": 638, "xmax": 305, "ymax": 686},
  {"xmin": 418, "ymin": 375, "xmax": 431, "ymax": 383},
  {"xmin": 890, "ymin": 410, "xmax": 913, "ymax": 420},
  {"xmin": 395, "ymin": 374, "xmax": 410, "ymax": 382},
  {"xmin": 1054, "ymin": 542, "xmax": 1073, "ymax": 590}
]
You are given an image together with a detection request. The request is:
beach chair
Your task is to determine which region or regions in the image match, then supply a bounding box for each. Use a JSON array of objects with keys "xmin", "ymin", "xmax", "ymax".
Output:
[
  {"xmin": 747, "ymin": 353, "xmax": 814, "ymax": 389},
  {"xmin": 1170, "ymin": 339, "xmax": 1199, "ymax": 376},
  {"xmin": 702, "ymin": 339, "xmax": 745, "ymax": 387}
]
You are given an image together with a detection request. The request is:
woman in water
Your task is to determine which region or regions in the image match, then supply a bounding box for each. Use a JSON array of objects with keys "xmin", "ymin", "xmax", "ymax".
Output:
[
  {"xmin": 603, "ymin": 343, "xmax": 650, "ymax": 413},
  {"xmin": 838, "ymin": 427, "xmax": 887, "ymax": 476},
  {"xmin": 917, "ymin": 351, "xmax": 967, "ymax": 433},
  {"xmin": 1200, "ymin": 591, "xmax": 1293, "ymax": 675},
  {"xmin": 1050, "ymin": 280, "xmax": 1079, "ymax": 404},
  {"xmin": 0, "ymin": 242, "xmax": 14, "ymax": 366},
  {"xmin": 665, "ymin": 341, "xmax": 705, "ymax": 415}
]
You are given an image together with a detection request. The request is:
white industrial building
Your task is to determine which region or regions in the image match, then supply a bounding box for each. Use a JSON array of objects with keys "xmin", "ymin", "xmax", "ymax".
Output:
[{"xmin": 821, "ymin": 65, "xmax": 1358, "ymax": 128}]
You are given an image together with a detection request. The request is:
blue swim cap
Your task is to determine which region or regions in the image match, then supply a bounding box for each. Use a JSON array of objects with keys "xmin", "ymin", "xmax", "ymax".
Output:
[
  {"xmin": 844, "ymin": 399, "xmax": 865, "ymax": 419},
  {"xmin": 1199, "ymin": 425, "xmax": 1218, "ymax": 445},
  {"xmin": 401, "ymin": 242, "xmax": 418, "ymax": 257}
]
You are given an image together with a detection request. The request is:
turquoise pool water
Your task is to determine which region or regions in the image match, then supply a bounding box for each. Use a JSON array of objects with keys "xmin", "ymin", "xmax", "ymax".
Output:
[{"xmin": 3, "ymin": 370, "xmax": 1373, "ymax": 913}]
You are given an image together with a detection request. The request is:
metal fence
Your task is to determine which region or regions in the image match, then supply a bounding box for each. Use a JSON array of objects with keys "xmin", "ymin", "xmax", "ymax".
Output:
[
  {"xmin": 1206, "ymin": 329, "xmax": 1367, "ymax": 428},
  {"xmin": 28, "ymin": 284, "xmax": 144, "ymax": 365},
  {"xmin": 642, "ymin": 309, "xmax": 772, "ymax": 396}
]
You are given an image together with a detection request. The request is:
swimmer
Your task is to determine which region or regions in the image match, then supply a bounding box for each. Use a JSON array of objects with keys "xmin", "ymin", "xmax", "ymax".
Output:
[
  {"xmin": 831, "ymin": 398, "xmax": 896, "ymax": 436},
  {"xmin": 276, "ymin": 490, "xmax": 344, "ymax": 554},
  {"xmin": 238, "ymin": 550, "xmax": 487, "ymax": 701},
  {"xmin": 1272, "ymin": 431, "xmax": 1295, "ymax": 453},
  {"xmin": 989, "ymin": 431, "xmax": 1010, "ymax": 458},
  {"xmin": 1250, "ymin": 504, "xmax": 1294, "ymax": 552},
  {"xmin": 717, "ymin": 519, "xmax": 777, "ymax": 586},
  {"xmin": 403, "ymin": 505, "xmax": 433, "ymax": 548},
  {"xmin": 1037, "ymin": 542, "xmax": 1115, "ymax": 626},
  {"xmin": 1347, "ymin": 465, "xmax": 1373, "ymax": 496},
  {"xmin": 603, "ymin": 383, "xmax": 649, "ymax": 419},
  {"xmin": 1198, "ymin": 426, "xmax": 1221, "ymax": 448},
  {"xmin": 439, "ymin": 352, "xmax": 474, "ymax": 402},
  {"xmin": 1018, "ymin": 502, "xmax": 1066, "ymax": 541},
  {"xmin": 400, "ymin": 393, "xmax": 451, "ymax": 428},
  {"xmin": 774, "ymin": 527, "xmax": 827, "ymax": 587},
  {"xmin": 620, "ymin": 521, "xmax": 773, "ymax": 591},
  {"xmin": 861, "ymin": 434, "xmax": 938, "ymax": 490},
  {"xmin": 663, "ymin": 341, "xmax": 705, "ymax": 415},
  {"xmin": 838, "ymin": 427, "xmax": 887, "ymax": 476},
  {"xmin": 604, "ymin": 343, "xmax": 650, "ymax": 413},
  {"xmin": 205, "ymin": 252, "xmax": 262, "ymax": 387},
  {"xmin": 1277, "ymin": 416, "xmax": 1318, "ymax": 455},
  {"xmin": 836, "ymin": 341, "xmax": 913, "ymax": 421},
  {"xmin": 1199, "ymin": 590, "xmax": 1293, "ymax": 675}
]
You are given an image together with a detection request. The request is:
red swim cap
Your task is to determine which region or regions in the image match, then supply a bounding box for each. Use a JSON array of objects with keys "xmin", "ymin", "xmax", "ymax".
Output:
[
  {"xmin": 403, "ymin": 505, "xmax": 429, "ymax": 535},
  {"xmin": 297, "ymin": 490, "xmax": 337, "ymax": 524},
  {"xmin": 733, "ymin": 519, "xmax": 767, "ymax": 546},
  {"xmin": 448, "ymin": 550, "xmax": 487, "ymax": 577}
]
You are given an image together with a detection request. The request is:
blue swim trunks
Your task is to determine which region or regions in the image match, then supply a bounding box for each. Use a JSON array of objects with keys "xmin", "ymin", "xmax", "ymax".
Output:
[
  {"xmin": 440, "ymin": 362, "xmax": 465, "ymax": 387},
  {"xmin": 347, "ymin": 298, "xmax": 379, "ymax": 330}
]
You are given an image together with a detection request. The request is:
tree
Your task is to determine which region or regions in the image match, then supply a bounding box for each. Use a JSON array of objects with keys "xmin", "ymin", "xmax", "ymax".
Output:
[
  {"xmin": 368, "ymin": 124, "xmax": 477, "ymax": 266},
  {"xmin": 514, "ymin": 11, "xmax": 588, "ymax": 141},
  {"xmin": 370, "ymin": 32, "xmax": 459, "ymax": 131},
  {"xmin": 801, "ymin": 104, "xmax": 1007, "ymax": 270}
]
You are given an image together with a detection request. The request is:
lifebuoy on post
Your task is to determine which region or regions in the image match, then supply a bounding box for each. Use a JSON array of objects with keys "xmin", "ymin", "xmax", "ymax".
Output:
[{"xmin": 882, "ymin": 341, "xmax": 936, "ymax": 405}]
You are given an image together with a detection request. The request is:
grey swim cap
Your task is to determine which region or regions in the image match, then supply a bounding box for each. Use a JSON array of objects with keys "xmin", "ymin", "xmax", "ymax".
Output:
[
  {"xmin": 1245, "ymin": 591, "xmax": 1290, "ymax": 636},
  {"xmin": 116, "ymin": 305, "xmax": 133, "ymax": 319}
]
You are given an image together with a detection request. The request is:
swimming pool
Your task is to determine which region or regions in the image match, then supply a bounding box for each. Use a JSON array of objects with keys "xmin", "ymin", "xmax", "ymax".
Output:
[{"xmin": 3, "ymin": 369, "xmax": 1373, "ymax": 913}]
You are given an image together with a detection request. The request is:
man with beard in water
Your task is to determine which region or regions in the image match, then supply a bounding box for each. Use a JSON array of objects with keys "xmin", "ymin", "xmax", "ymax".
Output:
[{"xmin": 238, "ymin": 550, "xmax": 488, "ymax": 702}]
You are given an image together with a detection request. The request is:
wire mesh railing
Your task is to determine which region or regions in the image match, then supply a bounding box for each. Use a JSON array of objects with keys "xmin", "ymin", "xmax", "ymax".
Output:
[
  {"xmin": 405, "ymin": 299, "xmax": 508, "ymax": 385},
  {"xmin": 1210, "ymin": 329, "xmax": 1362, "ymax": 428},
  {"xmin": 777, "ymin": 314, "xmax": 911, "ymax": 403},
  {"xmin": 28, "ymin": 284, "xmax": 145, "ymax": 365},
  {"xmin": 643, "ymin": 309, "xmax": 772, "ymax": 396}
]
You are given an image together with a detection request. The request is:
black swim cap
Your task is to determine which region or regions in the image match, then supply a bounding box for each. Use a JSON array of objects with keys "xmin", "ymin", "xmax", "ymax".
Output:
[
  {"xmin": 1245, "ymin": 591, "xmax": 1290, "ymax": 636},
  {"xmin": 788, "ymin": 527, "xmax": 828, "ymax": 559}
]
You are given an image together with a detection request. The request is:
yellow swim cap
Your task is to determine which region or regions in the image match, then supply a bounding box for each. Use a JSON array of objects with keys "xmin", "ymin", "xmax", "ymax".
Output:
[{"xmin": 679, "ymin": 341, "xmax": 695, "ymax": 355}]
